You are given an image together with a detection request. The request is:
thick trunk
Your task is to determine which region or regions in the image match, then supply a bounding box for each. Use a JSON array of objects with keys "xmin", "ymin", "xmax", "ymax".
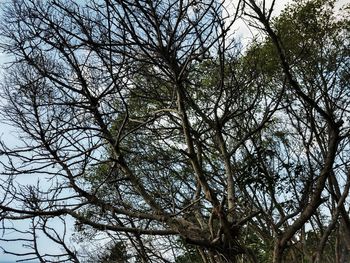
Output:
[{"xmin": 273, "ymin": 241, "xmax": 284, "ymax": 263}]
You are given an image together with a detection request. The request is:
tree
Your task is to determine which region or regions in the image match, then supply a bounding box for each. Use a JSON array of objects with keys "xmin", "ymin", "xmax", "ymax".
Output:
[
  {"xmin": 0, "ymin": 0, "xmax": 349, "ymax": 262},
  {"xmin": 243, "ymin": 1, "xmax": 350, "ymax": 261}
]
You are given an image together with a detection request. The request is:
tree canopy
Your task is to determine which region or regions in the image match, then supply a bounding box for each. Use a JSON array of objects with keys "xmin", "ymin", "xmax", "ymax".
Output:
[{"xmin": 0, "ymin": 0, "xmax": 349, "ymax": 262}]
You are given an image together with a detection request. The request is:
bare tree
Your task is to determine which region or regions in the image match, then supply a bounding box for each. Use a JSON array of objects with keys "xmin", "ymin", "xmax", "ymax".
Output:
[{"xmin": 0, "ymin": 0, "xmax": 349, "ymax": 262}]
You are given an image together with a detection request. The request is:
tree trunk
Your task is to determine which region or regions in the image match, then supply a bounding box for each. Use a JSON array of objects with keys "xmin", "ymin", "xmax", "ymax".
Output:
[{"xmin": 273, "ymin": 241, "xmax": 284, "ymax": 263}]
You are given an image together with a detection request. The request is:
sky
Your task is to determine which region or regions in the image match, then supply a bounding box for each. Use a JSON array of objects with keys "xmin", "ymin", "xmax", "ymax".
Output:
[{"xmin": 0, "ymin": 0, "xmax": 349, "ymax": 261}]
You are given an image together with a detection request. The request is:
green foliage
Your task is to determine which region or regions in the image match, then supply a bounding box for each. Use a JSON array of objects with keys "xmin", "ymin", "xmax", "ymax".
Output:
[
  {"xmin": 99, "ymin": 242, "xmax": 129, "ymax": 263},
  {"xmin": 246, "ymin": 0, "xmax": 349, "ymax": 78},
  {"xmin": 85, "ymin": 242, "xmax": 131, "ymax": 263}
]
